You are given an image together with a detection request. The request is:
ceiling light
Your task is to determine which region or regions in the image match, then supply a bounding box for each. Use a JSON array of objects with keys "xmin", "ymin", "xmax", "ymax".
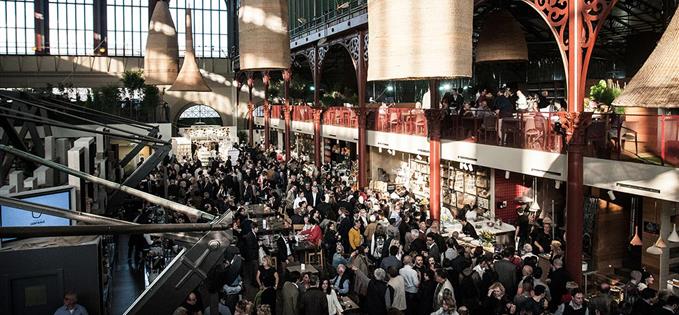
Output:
[{"xmin": 505, "ymin": 170, "xmax": 510, "ymax": 179}]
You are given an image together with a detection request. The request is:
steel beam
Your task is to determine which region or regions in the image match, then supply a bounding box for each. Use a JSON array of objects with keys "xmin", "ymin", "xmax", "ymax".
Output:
[
  {"xmin": 124, "ymin": 214, "xmax": 232, "ymax": 315},
  {"xmin": 118, "ymin": 127, "xmax": 160, "ymax": 168},
  {"xmin": 0, "ymin": 196, "xmax": 199, "ymax": 244},
  {"xmin": 0, "ymin": 144, "xmax": 215, "ymax": 221},
  {"xmin": 0, "ymin": 223, "xmax": 230, "ymax": 238},
  {"xmin": 108, "ymin": 144, "xmax": 171, "ymax": 209}
]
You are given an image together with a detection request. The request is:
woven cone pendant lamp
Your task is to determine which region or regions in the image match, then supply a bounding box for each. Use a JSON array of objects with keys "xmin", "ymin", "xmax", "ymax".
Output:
[
  {"xmin": 144, "ymin": 0, "xmax": 179, "ymax": 85},
  {"xmin": 367, "ymin": 0, "xmax": 473, "ymax": 81},
  {"xmin": 476, "ymin": 11, "xmax": 529, "ymax": 63},
  {"xmin": 169, "ymin": 8, "xmax": 211, "ymax": 92},
  {"xmin": 238, "ymin": 0, "xmax": 290, "ymax": 71},
  {"xmin": 613, "ymin": 6, "xmax": 679, "ymax": 108}
]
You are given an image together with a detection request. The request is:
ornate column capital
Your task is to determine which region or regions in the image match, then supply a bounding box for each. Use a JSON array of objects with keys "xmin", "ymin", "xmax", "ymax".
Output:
[
  {"xmin": 312, "ymin": 108, "xmax": 323, "ymax": 125},
  {"xmin": 424, "ymin": 108, "xmax": 445, "ymax": 139},
  {"xmin": 557, "ymin": 111, "xmax": 592, "ymax": 146}
]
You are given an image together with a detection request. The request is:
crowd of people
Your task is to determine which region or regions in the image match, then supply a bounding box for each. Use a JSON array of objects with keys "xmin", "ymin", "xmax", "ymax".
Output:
[{"xmin": 115, "ymin": 143, "xmax": 679, "ymax": 315}]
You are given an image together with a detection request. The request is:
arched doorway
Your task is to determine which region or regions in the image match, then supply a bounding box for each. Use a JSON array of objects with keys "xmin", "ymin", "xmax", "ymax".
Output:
[{"xmin": 176, "ymin": 104, "xmax": 223, "ymax": 127}]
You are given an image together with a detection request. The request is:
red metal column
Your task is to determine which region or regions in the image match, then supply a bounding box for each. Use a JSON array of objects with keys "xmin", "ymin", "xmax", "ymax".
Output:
[
  {"xmin": 518, "ymin": 0, "xmax": 617, "ymax": 283},
  {"xmin": 313, "ymin": 109, "xmax": 323, "ymax": 168},
  {"xmin": 283, "ymin": 69, "xmax": 292, "ymax": 158},
  {"xmin": 34, "ymin": 0, "xmax": 49, "ymax": 55},
  {"xmin": 426, "ymin": 80, "xmax": 442, "ymax": 221},
  {"xmin": 262, "ymin": 71, "xmax": 271, "ymax": 148},
  {"xmin": 247, "ymin": 73, "xmax": 254, "ymax": 147},
  {"xmin": 356, "ymin": 31, "xmax": 368, "ymax": 189}
]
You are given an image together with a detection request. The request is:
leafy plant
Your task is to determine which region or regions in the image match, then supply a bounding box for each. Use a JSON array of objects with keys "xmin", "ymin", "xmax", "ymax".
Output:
[
  {"xmin": 121, "ymin": 70, "xmax": 145, "ymax": 91},
  {"xmin": 589, "ymin": 79, "xmax": 622, "ymax": 106},
  {"xmin": 92, "ymin": 85, "xmax": 121, "ymax": 112}
]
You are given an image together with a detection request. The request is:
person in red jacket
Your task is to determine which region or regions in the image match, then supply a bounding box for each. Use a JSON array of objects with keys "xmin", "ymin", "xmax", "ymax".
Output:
[{"xmin": 299, "ymin": 218, "xmax": 322, "ymax": 247}]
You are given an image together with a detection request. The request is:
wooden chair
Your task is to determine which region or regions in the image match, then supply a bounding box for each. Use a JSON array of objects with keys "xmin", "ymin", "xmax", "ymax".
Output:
[
  {"xmin": 305, "ymin": 249, "xmax": 324, "ymax": 268},
  {"xmin": 523, "ymin": 117, "xmax": 545, "ymax": 150},
  {"xmin": 389, "ymin": 111, "xmax": 401, "ymax": 133},
  {"xmin": 586, "ymin": 120, "xmax": 608, "ymax": 157},
  {"xmin": 610, "ymin": 115, "xmax": 639, "ymax": 158},
  {"xmin": 478, "ymin": 115, "xmax": 498, "ymax": 144},
  {"xmin": 414, "ymin": 110, "xmax": 427, "ymax": 135}
]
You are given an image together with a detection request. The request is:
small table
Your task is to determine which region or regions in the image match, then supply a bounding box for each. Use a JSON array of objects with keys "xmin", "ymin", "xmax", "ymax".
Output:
[
  {"xmin": 341, "ymin": 296, "xmax": 360, "ymax": 313},
  {"xmin": 286, "ymin": 263, "xmax": 319, "ymax": 274}
]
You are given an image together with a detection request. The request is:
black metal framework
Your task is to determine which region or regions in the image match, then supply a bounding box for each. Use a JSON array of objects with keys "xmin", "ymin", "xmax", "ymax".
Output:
[
  {"xmin": 0, "ymin": 0, "xmax": 35, "ymax": 54},
  {"xmin": 106, "ymin": 0, "xmax": 148, "ymax": 56},
  {"xmin": 48, "ymin": 0, "xmax": 94, "ymax": 55},
  {"xmin": 169, "ymin": 0, "xmax": 229, "ymax": 58}
]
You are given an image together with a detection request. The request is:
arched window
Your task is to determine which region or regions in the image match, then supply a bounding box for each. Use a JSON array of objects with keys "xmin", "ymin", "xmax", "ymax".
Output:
[{"xmin": 177, "ymin": 104, "xmax": 222, "ymax": 126}]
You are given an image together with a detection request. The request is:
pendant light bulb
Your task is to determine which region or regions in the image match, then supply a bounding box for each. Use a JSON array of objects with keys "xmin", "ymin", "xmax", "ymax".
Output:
[
  {"xmin": 668, "ymin": 224, "xmax": 679, "ymax": 243},
  {"xmin": 630, "ymin": 225, "xmax": 643, "ymax": 246}
]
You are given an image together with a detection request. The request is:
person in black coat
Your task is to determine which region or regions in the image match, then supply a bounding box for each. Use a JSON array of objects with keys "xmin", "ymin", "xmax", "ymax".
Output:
[
  {"xmin": 417, "ymin": 270, "xmax": 436, "ymax": 315},
  {"xmin": 241, "ymin": 222, "xmax": 260, "ymax": 297},
  {"xmin": 300, "ymin": 275, "xmax": 329, "ymax": 315},
  {"xmin": 652, "ymin": 294, "xmax": 679, "ymax": 315},
  {"xmin": 632, "ymin": 288, "xmax": 656, "ymax": 315},
  {"xmin": 366, "ymin": 268, "xmax": 389, "ymax": 315}
]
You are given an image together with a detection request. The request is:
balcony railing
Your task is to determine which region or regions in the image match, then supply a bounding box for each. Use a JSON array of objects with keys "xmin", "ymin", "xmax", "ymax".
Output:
[
  {"xmin": 290, "ymin": 0, "xmax": 368, "ymax": 41},
  {"xmin": 372, "ymin": 107, "xmax": 428, "ymax": 137},
  {"xmin": 323, "ymin": 106, "xmax": 358, "ymax": 128},
  {"xmin": 270, "ymin": 105, "xmax": 284, "ymax": 120},
  {"xmin": 264, "ymin": 103, "xmax": 678, "ymax": 167},
  {"xmin": 291, "ymin": 104, "xmax": 314, "ymax": 122}
]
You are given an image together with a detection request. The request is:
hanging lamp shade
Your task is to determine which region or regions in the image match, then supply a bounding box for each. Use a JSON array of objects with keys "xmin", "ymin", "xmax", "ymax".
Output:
[
  {"xmin": 144, "ymin": 0, "xmax": 179, "ymax": 85},
  {"xmin": 646, "ymin": 244, "xmax": 662, "ymax": 255},
  {"xmin": 169, "ymin": 8, "xmax": 211, "ymax": 92},
  {"xmin": 613, "ymin": 7, "xmax": 679, "ymax": 108},
  {"xmin": 668, "ymin": 224, "xmax": 679, "ymax": 242},
  {"xmin": 238, "ymin": 0, "xmax": 291, "ymax": 70},
  {"xmin": 367, "ymin": 0, "xmax": 473, "ymax": 81},
  {"xmin": 655, "ymin": 235, "xmax": 667, "ymax": 248},
  {"xmin": 475, "ymin": 11, "xmax": 529, "ymax": 63},
  {"xmin": 630, "ymin": 225, "xmax": 643, "ymax": 246}
]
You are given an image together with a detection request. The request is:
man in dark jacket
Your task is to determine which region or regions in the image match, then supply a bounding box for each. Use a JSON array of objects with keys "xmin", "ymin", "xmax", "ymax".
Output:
[
  {"xmin": 548, "ymin": 257, "xmax": 571, "ymax": 312},
  {"xmin": 494, "ymin": 248, "xmax": 519, "ymax": 298},
  {"xmin": 241, "ymin": 222, "xmax": 260, "ymax": 299},
  {"xmin": 300, "ymin": 275, "xmax": 329, "ymax": 315},
  {"xmin": 366, "ymin": 268, "xmax": 389, "ymax": 315}
]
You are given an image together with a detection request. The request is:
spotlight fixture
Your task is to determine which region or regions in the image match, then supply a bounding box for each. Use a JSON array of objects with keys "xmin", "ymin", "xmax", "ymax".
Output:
[
  {"xmin": 337, "ymin": 2, "xmax": 350, "ymax": 9},
  {"xmin": 608, "ymin": 190, "xmax": 616, "ymax": 201},
  {"xmin": 386, "ymin": 85, "xmax": 394, "ymax": 92},
  {"xmin": 297, "ymin": 17, "xmax": 307, "ymax": 25},
  {"xmin": 505, "ymin": 170, "xmax": 510, "ymax": 180},
  {"xmin": 416, "ymin": 155, "xmax": 422, "ymax": 160},
  {"xmin": 555, "ymin": 180, "xmax": 561, "ymax": 189}
]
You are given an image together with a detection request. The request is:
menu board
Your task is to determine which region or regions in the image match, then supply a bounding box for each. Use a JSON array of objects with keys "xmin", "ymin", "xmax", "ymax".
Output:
[{"xmin": 442, "ymin": 162, "xmax": 491, "ymax": 212}]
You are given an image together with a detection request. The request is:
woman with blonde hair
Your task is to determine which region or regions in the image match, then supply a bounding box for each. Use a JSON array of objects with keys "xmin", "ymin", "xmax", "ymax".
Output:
[
  {"xmin": 256, "ymin": 256, "xmax": 279, "ymax": 312},
  {"xmin": 482, "ymin": 282, "xmax": 516, "ymax": 315}
]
